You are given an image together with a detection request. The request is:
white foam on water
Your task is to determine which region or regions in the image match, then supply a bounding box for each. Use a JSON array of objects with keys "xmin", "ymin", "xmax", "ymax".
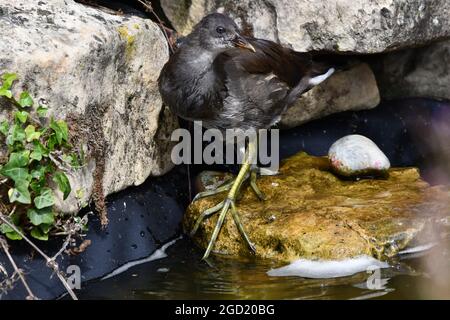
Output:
[
  {"xmin": 267, "ymin": 255, "xmax": 389, "ymax": 279},
  {"xmin": 398, "ymin": 242, "xmax": 437, "ymax": 255},
  {"xmin": 101, "ymin": 236, "xmax": 182, "ymax": 280}
]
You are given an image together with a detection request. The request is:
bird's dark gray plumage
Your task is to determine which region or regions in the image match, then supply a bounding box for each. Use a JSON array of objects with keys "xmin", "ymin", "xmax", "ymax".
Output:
[{"xmin": 158, "ymin": 13, "xmax": 334, "ymax": 131}]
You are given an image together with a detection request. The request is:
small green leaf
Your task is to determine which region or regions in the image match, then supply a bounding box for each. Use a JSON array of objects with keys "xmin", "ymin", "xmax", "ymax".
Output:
[
  {"xmin": 30, "ymin": 179, "xmax": 45, "ymax": 193},
  {"xmin": 1, "ymin": 168, "xmax": 29, "ymax": 182},
  {"xmin": 25, "ymin": 125, "xmax": 41, "ymax": 142},
  {"xmin": 30, "ymin": 227, "xmax": 48, "ymax": 241},
  {"xmin": 8, "ymin": 182, "xmax": 31, "ymax": 204},
  {"xmin": 37, "ymin": 106, "xmax": 48, "ymax": 117},
  {"xmin": 30, "ymin": 141, "xmax": 48, "ymax": 161},
  {"xmin": 53, "ymin": 171, "xmax": 71, "ymax": 200},
  {"xmin": 0, "ymin": 88, "xmax": 12, "ymax": 98},
  {"xmin": 75, "ymin": 188, "xmax": 84, "ymax": 199},
  {"xmin": 18, "ymin": 91, "xmax": 33, "ymax": 107},
  {"xmin": 1, "ymin": 73, "xmax": 17, "ymax": 89},
  {"xmin": 39, "ymin": 223, "xmax": 52, "ymax": 234},
  {"xmin": 31, "ymin": 164, "xmax": 47, "ymax": 180},
  {"xmin": 4, "ymin": 150, "xmax": 30, "ymax": 168},
  {"xmin": 4, "ymin": 231, "xmax": 23, "ymax": 240},
  {"xmin": 0, "ymin": 120, "xmax": 9, "ymax": 135},
  {"xmin": 1, "ymin": 151, "xmax": 31, "ymax": 182},
  {"xmin": 14, "ymin": 111, "xmax": 29, "ymax": 124},
  {"xmin": 0, "ymin": 222, "xmax": 14, "ymax": 234},
  {"xmin": 33, "ymin": 187, "xmax": 54, "ymax": 209},
  {"xmin": 47, "ymin": 134, "xmax": 57, "ymax": 151},
  {"xmin": 50, "ymin": 118, "xmax": 69, "ymax": 144},
  {"xmin": 6, "ymin": 124, "xmax": 26, "ymax": 145},
  {"xmin": 27, "ymin": 207, "xmax": 54, "ymax": 226},
  {"xmin": 57, "ymin": 120, "xmax": 68, "ymax": 142}
]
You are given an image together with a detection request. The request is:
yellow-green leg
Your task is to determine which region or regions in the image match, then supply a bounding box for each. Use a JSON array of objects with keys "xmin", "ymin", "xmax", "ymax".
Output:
[
  {"xmin": 202, "ymin": 158, "xmax": 253, "ymax": 260},
  {"xmin": 191, "ymin": 140, "xmax": 263, "ymax": 260}
]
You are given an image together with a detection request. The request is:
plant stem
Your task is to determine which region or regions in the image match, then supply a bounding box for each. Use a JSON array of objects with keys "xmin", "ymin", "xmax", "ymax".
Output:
[
  {"xmin": 0, "ymin": 236, "xmax": 38, "ymax": 300},
  {"xmin": 0, "ymin": 213, "xmax": 78, "ymax": 300}
]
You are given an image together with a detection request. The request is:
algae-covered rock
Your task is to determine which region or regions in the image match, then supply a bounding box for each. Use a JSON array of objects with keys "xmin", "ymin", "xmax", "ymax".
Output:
[{"xmin": 185, "ymin": 152, "xmax": 450, "ymax": 262}]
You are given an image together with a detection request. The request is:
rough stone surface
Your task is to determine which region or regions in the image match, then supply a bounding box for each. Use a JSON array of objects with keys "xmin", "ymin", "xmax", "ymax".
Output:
[
  {"xmin": 185, "ymin": 152, "xmax": 450, "ymax": 262},
  {"xmin": 328, "ymin": 134, "xmax": 390, "ymax": 176},
  {"xmin": 373, "ymin": 40, "xmax": 450, "ymax": 100},
  {"xmin": 0, "ymin": 0, "xmax": 178, "ymax": 212},
  {"xmin": 280, "ymin": 63, "xmax": 380, "ymax": 128},
  {"xmin": 161, "ymin": 0, "xmax": 450, "ymax": 53}
]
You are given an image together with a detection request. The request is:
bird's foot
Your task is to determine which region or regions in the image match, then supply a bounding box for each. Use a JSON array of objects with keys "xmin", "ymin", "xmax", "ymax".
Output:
[
  {"xmin": 250, "ymin": 169, "xmax": 266, "ymax": 201},
  {"xmin": 198, "ymin": 196, "xmax": 256, "ymax": 260},
  {"xmin": 192, "ymin": 167, "xmax": 266, "ymax": 204},
  {"xmin": 192, "ymin": 177, "xmax": 236, "ymax": 202}
]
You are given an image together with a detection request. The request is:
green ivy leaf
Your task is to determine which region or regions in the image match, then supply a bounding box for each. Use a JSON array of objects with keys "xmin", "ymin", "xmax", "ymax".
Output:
[
  {"xmin": 6, "ymin": 232, "xmax": 23, "ymax": 240},
  {"xmin": 15, "ymin": 111, "xmax": 29, "ymax": 124},
  {"xmin": 0, "ymin": 214, "xmax": 23, "ymax": 240},
  {"xmin": 8, "ymin": 181, "xmax": 31, "ymax": 204},
  {"xmin": 39, "ymin": 223, "xmax": 52, "ymax": 234},
  {"xmin": 33, "ymin": 187, "xmax": 54, "ymax": 209},
  {"xmin": 0, "ymin": 120, "xmax": 9, "ymax": 135},
  {"xmin": 37, "ymin": 106, "xmax": 48, "ymax": 118},
  {"xmin": 27, "ymin": 207, "xmax": 54, "ymax": 226},
  {"xmin": 47, "ymin": 134, "xmax": 57, "ymax": 151},
  {"xmin": 1, "ymin": 73, "xmax": 17, "ymax": 89},
  {"xmin": 53, "ymin": 171, "xmax": 71, "ymax": 200},
  {"xmin": 6, "ymin": 124, "xmax": 26, "ymax": 146},
  {"xmin": 30, "ymin": 178, "xmax": 45, "ymax": 193},
  {"xmin": 1, "ymin": 167, "xmax": 29, "ymax": 183},
  {"xmin": 57, "ymin": 120, "xmax": 68, "ymax": 142},
  {"xmin": 25, "ymin": 125, "xmax": 41, "ymax": 142},
  {"xmin": 30, "ymin": 141, "xmax": 48, "ymax": 161},
  {"xmin": 30, "ymin": 227, "xmax": 48, "ymax": 241},
  {"xmin": 50, "ymin": 118, "xmax": 68, "ymax": 144},
  {"xmin": 31, "ymin": 164, "xmax": 48, "ymax": 180},
  {"xmin": 1, "ymin": 151, "xmax": 31, "ymax": 182},
  {"xmin": 0, "ymin": 87, "xmax": 12, "ymax": 98},
  {"xmin": 18, "ymin": 91, "xmax": 33, "ymax": 108},
  {"xmin": 4, "ymin": 150, "xmax": 30, "ymax": 168}
]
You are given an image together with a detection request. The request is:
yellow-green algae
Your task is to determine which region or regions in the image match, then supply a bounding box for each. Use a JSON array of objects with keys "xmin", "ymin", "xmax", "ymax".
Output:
[
  {"xmin": 117, "ymin": 25, "xmax": 136, "ymax": 58},
  {"xmin": 184, "ymin": 152, "xmax": 450, "ymax": 262}
]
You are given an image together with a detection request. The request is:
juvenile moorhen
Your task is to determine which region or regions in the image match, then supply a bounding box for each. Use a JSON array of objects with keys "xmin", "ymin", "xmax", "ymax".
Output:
[{"xmin": 158, "ymin": 13, "xmax": 335, "ymax": 260}]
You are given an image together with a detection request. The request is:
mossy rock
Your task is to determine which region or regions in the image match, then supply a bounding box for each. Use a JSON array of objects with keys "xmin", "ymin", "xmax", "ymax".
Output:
[{"xmin": 185, "ymin": 152, "xmax": 450, "ymax": 262}]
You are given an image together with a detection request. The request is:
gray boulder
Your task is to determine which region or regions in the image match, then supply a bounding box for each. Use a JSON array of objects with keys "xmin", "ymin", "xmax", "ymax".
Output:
[
  {"xmin": 161, "ymin": 0, "xmax": 450, "ymax": 53},
  {"xmin": 280, "ymin": 63, "xmax": 380, "ymax": 128},
  {"xmin": 373, "ymin": 40, "xmax": 450, "ymax": 100},
  {"xmin": 0, "ymin": 0, "xmax": 177, "ymax": 216}
]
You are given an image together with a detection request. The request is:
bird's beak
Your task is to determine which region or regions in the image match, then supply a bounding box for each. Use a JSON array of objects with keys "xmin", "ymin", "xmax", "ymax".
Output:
[{"xmin": 232, "ymin": 34, "xmax": 256, "ymax": 52}]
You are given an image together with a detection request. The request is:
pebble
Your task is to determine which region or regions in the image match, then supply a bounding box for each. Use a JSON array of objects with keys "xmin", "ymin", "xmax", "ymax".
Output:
[{"xmin": 328, "ymin": 134, "xmax": 390, "ymax": 176}]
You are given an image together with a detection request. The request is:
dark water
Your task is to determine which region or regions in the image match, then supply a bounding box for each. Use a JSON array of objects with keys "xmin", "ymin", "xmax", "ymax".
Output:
[
  {"xmin": 78, "ymin": 98, "xmax": 450, "ymax": 300},
  {"xmin": 77, "ymin": 237, "xmax": 450, "ymax": 300}
]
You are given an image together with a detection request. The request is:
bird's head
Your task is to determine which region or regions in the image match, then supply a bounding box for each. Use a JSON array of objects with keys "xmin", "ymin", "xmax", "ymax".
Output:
[{"xmin": 193, "ymin": 13, "xmax": 256, "ymax": 54}]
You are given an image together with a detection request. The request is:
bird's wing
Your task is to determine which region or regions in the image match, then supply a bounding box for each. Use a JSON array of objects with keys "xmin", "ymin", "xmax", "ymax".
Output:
[{"xmin": 212, "ymin": 38, "xmax": 332, "ymax": 128}]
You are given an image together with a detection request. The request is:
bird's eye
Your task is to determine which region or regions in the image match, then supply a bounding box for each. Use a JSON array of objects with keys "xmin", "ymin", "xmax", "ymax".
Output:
[{"xmin": 216, "ymin": 26, "xmax": 226, "ymax": 34}]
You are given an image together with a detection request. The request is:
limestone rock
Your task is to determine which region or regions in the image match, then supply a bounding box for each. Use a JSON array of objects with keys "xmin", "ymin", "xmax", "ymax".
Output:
[
  {"xmin": 185, "ymin": 152, "xmax": 450, "ymax": 262},
  {"xmin": 373, "ymin": 40, "xmax": 450, "ymax": 100},
  {"xmin": 161, "ymin": 0, "xmax": 450, "ymax": 53},
  {"xmin": 280, "ymin": 63, "xmax": 380, "ymax": 128},
  {"xmin": 0, "ymin": 0, "xmax": 178, "ymax": 213},
  {"xmin": 328, "ymin": 135, "xmax": 390, "ymax": 176}
]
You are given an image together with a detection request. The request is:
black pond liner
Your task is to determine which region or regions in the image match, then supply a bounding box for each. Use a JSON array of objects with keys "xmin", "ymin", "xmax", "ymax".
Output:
[{"xmin": 1, "ymin": 98, "xmax": 449, "ymax": 299}]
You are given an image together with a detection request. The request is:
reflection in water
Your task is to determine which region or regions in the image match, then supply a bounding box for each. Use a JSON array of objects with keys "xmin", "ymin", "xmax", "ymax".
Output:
[{"xmin": 77, "ymin": 237, "xmax": 450, "ymax": 300}]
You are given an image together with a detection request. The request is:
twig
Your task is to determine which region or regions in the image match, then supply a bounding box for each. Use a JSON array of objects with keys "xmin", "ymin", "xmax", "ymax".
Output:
[
  {"xmin": 137, "ymin": 0, "xmax": 175, "ymax": 53},
  {"xmin": 0, "ymin": 213, "xmax": 78, "ymax": 300},
  {"xmin": 51, "ymin": 234, "xmax": 72, "ymax": 261},
  {"xmin": 0, "ymin": 236, "xmax": 38, "ymax": 300}
]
